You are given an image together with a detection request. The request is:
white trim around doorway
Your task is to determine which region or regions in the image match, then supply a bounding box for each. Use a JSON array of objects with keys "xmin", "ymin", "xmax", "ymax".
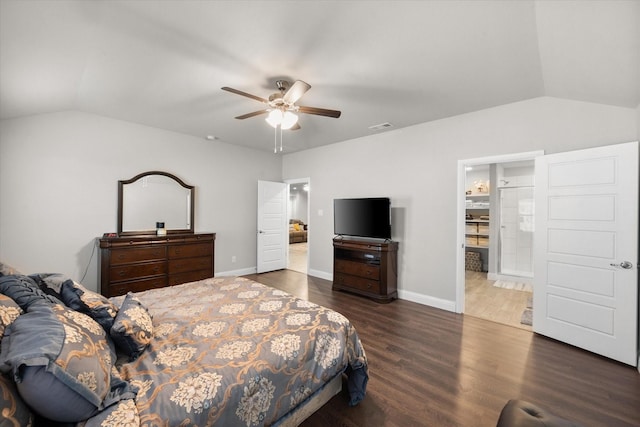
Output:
[{"xmin": 455, "ymin": 150, "xmax": 544, "ymax": 314}]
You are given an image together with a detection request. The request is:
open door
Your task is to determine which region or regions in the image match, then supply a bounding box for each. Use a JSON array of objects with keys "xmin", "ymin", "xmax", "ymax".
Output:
[
  {"xmin": 533, "ymin": 141, "xmax": 638, "ymax": 366},
  {"xmin": 257, "ymin": 180, "xmax": 288, "ymax": 273}
]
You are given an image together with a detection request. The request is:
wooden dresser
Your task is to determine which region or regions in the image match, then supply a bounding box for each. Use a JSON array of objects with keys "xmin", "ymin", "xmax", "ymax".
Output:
[
  {"xmin": 332, "ymin": 238, "xmax": 398, "ymax": 303},
  {"xmin": 99, "ymin": 233, "xmax": 215, "ymax": 297}
]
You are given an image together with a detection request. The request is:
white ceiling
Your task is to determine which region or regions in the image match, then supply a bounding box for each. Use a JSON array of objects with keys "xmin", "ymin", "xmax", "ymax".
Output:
[{"xmin": 1, "ymin": 1, "xmax": 638, "ymax": 153}]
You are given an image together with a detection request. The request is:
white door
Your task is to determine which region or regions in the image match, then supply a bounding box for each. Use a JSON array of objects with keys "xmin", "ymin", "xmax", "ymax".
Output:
[
  {"xmin": 533, "ymin": 141, "xmax": 638, "ymax": 366},
  {"xmin": 257, "ymin": 180, "xmax": 288, "ymax": 273}
]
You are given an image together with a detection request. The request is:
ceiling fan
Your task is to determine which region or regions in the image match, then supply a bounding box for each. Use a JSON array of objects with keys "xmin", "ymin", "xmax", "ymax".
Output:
[{"xmin": 221, "ymin": 80, "xmax": 341, "ymax": 131}]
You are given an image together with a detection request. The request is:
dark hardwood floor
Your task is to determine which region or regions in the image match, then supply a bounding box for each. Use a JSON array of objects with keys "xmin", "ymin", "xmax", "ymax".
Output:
[{"xmin": 244, "ymin": 270, "xmax": 640, "ymax": 427}]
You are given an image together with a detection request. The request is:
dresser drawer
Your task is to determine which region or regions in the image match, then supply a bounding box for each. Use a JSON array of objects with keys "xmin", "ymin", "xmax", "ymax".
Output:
[
  {"xmin": 169, "ymin": 243, "xmax": 213, "ymax": 259},
  {"xmin": 169, "ymin": 256, "xmax": 212, "ymax": 274},
  {"xmin": 110, "ymin": 247, "xmax": 167, "ymax": 265},
  {"xmin": 108, "ymin": 276, "xmax": 167, "ymax": 297},
  {"xmin": 169, "ymin": 269, "xmax": 212, "ymax": 286},
  {"xmin": 110, "ymin": 261, "xmax": 166, "ymax": 282},
  {"xmin": 334, "ymin": 273, "xmax": 381, "ymax": 294},
  {"xmin": 335, "ymin": 259, "xmax": 380, "ymax": 280}
]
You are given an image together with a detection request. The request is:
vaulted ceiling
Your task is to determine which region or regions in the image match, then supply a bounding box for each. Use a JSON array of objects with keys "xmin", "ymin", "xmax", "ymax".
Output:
[{"xmin": 1, "ymin": 1, "xmax": 638, "ymax": 153}]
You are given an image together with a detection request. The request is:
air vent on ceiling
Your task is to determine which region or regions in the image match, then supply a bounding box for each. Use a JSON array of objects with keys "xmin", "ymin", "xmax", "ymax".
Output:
[{"xmin": 368, "ymin": 122, "xmax": 394, "ymax": 131}]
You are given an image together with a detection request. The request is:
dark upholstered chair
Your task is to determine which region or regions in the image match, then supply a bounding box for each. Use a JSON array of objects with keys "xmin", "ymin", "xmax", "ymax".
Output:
[{"xmin": 497, "ymin": 400, "xmax": 583, "ymax": 427}]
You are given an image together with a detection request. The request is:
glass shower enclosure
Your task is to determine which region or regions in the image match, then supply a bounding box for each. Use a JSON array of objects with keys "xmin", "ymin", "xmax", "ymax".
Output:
[{"xmin": 498, "ymin": 186, "xmax": 534, "ymax": 278}]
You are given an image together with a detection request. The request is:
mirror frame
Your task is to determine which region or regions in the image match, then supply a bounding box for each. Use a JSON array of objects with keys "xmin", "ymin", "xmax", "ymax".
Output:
[{"xmin": 117, "ymin": 171, "xmax": 195, "ymax": 236}]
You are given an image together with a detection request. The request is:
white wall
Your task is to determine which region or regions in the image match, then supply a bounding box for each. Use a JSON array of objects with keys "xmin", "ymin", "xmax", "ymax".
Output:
[
  {"xmin": 288, "ymin": 186, "xmax": 308, "ymax": 223},
  {"xmin": 283, "ymin": 97, "xmax": 637, "ymax": 309},
  {"xmin": 637, "ymin": 104, "xmax": 640, "ymax": 142},
  {"xmin": 0, "ymin": 111, "xmax": 282, "ymax": 291}
]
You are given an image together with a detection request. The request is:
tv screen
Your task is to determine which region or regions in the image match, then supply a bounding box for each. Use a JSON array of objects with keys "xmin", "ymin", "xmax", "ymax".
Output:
[{"xmin": 334, "ymin": 197, "xmax": 391, "ymax": 239}]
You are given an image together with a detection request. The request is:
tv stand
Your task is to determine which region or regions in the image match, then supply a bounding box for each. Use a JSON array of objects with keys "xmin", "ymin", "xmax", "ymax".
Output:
[{"xmin": 332, "ymin": 238, "xmax": 398, "ymax": 303}]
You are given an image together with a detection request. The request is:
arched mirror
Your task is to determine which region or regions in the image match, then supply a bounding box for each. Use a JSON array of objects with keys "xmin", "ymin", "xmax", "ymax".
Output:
[{"xmin": 118, "ymin": 171, "xmax": 194, "ymax": 236}]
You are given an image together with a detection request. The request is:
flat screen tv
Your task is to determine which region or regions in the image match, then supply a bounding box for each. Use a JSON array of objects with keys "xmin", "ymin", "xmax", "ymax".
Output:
[{"xmin": 334, "ymin": 197, "xmax": 391, "ymax": 239}]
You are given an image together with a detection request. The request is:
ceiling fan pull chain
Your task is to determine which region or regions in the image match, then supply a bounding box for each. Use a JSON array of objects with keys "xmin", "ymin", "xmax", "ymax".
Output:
[
  {"xmin": 280, "ymin": 126, "xmax": 283, "ymax": 152},
  {"xmin": 273, "ymin": 126, "xmax": 277, "ymax": 153}
]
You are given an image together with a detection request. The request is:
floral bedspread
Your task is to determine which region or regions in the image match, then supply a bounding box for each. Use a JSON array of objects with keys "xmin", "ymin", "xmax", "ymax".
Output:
[{"xmin": 103, "ymin": 276, "xmax": 367, "ymax": 426}]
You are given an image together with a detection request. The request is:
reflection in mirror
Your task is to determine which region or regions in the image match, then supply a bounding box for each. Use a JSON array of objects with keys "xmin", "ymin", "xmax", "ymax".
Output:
[{"xmin": 118, "ymin": 171, "xmax": 195, "ymax": 235}]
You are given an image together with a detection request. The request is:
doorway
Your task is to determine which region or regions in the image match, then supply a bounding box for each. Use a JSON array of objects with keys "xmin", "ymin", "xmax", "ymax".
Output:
[
  {"xmin": 456, "ymin": 151, "xmax": 543, "ymax": 330},
  {"xmin": 286, "ymin": 178, "xmax": 310, "ymax": 273}
]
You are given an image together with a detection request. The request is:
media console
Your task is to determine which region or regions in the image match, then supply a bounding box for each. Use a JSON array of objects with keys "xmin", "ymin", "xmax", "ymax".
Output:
[{"xmin": 332, "ymin": 238, "xmax": 398, "ymax": 303}]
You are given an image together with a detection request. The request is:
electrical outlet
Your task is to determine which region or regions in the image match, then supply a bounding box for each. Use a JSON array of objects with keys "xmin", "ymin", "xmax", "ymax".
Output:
[{"xmin": 231, "ymin": 256, "xmax": 237, "ymax": 263}]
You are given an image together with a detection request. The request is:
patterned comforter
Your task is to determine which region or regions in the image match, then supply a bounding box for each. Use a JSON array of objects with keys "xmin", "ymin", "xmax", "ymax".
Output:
[{"xmin": 99, "ymin": 276, "xmax": 368, "ymax": 426}]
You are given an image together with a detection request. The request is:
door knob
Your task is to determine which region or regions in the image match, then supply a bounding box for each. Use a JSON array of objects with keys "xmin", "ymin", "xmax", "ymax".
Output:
[{"xmin": 610, "ymin": 261, "xmax": 633, "ymax": 269}]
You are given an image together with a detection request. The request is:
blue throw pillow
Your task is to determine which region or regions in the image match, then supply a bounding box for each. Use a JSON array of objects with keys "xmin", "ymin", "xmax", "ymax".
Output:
[{"xmin": 110, "ymin": 293, "xmax": 153, "ymax": 360}]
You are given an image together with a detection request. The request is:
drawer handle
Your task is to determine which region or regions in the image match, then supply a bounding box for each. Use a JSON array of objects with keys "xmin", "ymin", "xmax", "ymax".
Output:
[
  {"xmin": 174, "ymin": 249, "xmax": 181, "ymax": 255},
  {"xmin": 118, "ymin": 270, "xmax": 126, "ymax": 277},
  {"xmin": 366, "ymin": 283, "xmax": 372, "ymax": 289}
]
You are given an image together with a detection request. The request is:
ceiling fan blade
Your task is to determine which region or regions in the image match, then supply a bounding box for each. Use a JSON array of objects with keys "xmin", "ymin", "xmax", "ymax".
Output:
[
  {"xmin": 290, "ymin": 123, "xmax": 301, "ymax": 131},
  {"xmin": 235, "ymin": 109, "xmax": 269, "ymax": 120},
  {"xmin": 283, "ymin": 80, "xmax": 311, "ymax": 104},
  {"xmin": 221, "ymin": 87, "xmax": 268, "ymax": 104},
  {"xmin": 297, "ymin": 105, "xmax": 341, "ymax": 118}
]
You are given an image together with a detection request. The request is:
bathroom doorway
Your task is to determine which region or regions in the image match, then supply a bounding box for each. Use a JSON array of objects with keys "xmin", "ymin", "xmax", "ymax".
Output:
[{"xmin": 457, "ymin": 151, "xmax": 542, "ymax": 330}]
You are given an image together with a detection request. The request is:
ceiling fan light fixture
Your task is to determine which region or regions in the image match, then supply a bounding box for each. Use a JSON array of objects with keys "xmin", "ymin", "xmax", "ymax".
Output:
[
  {"xmin": 265, "ymin": 109, "xmax": 298, "ymax": 130},
  {"xmin": 265, "ymin": 109, "xmax": 283, "ymax": 128},
  {"xmin": 280, "ymin": 111, "xmax": 298, "ymax": 130},
  {"xmin": 222, "ymin": 81, "xmax": 341, "ymax": 149}
]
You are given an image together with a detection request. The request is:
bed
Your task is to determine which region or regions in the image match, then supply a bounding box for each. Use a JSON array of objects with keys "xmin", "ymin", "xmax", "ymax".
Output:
[{"xmin": 0, "ymin": 268, "xmax": 368, "ymax": 427}]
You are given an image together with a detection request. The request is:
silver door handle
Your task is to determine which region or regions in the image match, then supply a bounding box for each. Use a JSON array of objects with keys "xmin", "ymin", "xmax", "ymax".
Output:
[
  {"xmin": 610, "ymin": 261, "xmax": 633, "ymax": 269},
  {"xmin": 258, "ymin": 230, "xmax": 264, "ymax": 234}
]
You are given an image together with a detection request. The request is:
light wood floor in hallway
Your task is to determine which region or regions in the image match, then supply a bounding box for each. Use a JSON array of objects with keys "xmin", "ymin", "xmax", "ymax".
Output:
[
  {"xmin": 465, "ymin": 271, "xmax": 532, "ymax": 331},
  {"xmin": 287, "ymin": 242, "xmax": 307, "ymax": 273}
]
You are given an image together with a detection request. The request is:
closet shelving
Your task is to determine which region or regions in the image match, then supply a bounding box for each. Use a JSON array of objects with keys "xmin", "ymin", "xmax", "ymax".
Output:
[{"xmin": 465, "ymin": 193, "xmax": 490, "ymax": 249}]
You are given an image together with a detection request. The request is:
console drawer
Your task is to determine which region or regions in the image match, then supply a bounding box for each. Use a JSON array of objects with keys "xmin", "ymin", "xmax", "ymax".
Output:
[
  {"xmin": 333, "ymin": 273, "xmax": 381, "ymax": 294},
  {"xmin": 334, "ymin": 259, "xmax": 380, "ymax": 280}
]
